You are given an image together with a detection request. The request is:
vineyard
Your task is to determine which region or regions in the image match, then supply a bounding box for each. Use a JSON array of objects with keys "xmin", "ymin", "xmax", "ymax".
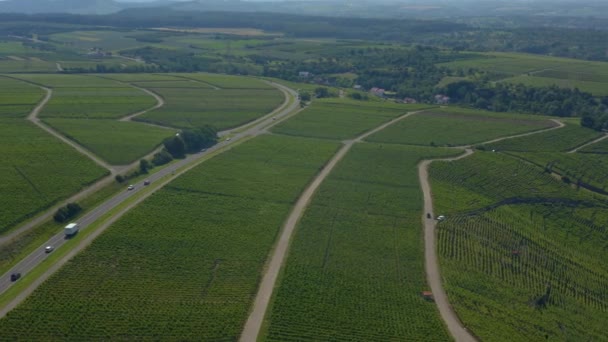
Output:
[
  {"xmin": 429, "ymin": 152, "xmax": 608, "ymax": 341},
  {"xmin": 43, "ymin": 118, "xmax": 175, "ymax": 165},
  {"xmin": 578, "ymin": 135, "xmax": 608, "ymax": 153},
  {"xmin": 130, "ymin": 75, "xmax": 283, "ymax": 130},
  {"xmin": 483, "ymin": 123, "xmax": 601, "ymax": 152},
  {"xmin": 0, "ymin": 135, "xmax": 340, "ymax": 340},
  {"xmin": 501, "ymin": 75, "xmax": 608, "ymax": 96},
  {"xmin": 7, "ymin": 74, "xmax": 157, "ymax": 120},
  {"xmin": 272, "ymin": 98, "xmax": 424, "ymax": 140},
  {"xmin": 0, "ymin": 76, "xmax": 45, "ymax": 118},
  {"xmin": 263, "ymin": 143, "xmax": 460, "ymax": 341},
  {"xmin": 509, "ymin": 151, "xmax": 608, "ymax": 193},
  {"xmin": 0, "ymin": 119, "xmax": 108, "ymax": 234},
  {"xmin": 176, "ymin": 73, "xmax": 276, "ymax": 89},
  {"xmin": 366, "ymin": 107, "xmax": 554, "ymax": 147}
]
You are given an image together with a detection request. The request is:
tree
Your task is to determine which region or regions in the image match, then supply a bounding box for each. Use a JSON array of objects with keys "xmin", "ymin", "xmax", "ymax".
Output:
[
  {"xmin": 314, "ymin": 87, "xmax": 330, "ymax": 98},
  {"xmin": 163, "ymin": 135, "xmax": 186, "ymax": 158},
  {"xmin": 140, "ymin": 159, "xmax": 150, "ymax": 174}
]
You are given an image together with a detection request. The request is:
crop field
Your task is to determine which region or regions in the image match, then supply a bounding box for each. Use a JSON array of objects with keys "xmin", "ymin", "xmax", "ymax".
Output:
[
  {"xmin": 100, "ymin": 73, "xmax": 185, "ymax": 82},
  {"xmin": 175, "ymin": 73, "xmax": 275, "ymax": 89},
  {"xmin": 500, "ymin": 75, "xmax": 608, "ymax": 96},
  {"xmin": 50, "ymin": 30, "xmax": 145, "ymax": 52},
  {"xmin": 0, "ymin": 76, "xmax": 45, "ymax": 118},
  {"xmin": 7, "ymin": 75, "xmax": 156, "ymax": 119},
  {"xmin": 0, "ymin": 135, "xmax": 340, "ymax": 340},
  {"xmin": 264, "ymin": 143, "xmax": 460, "ymax": 341},
  {"xmin": 438, "ymin": 52, "xmax": 608, "ymax": 76},
  {"xmin": 0, "ymin": 59, "xmax": 56, "ymax": 73},
  {"xmin": 578, "ymin": 135, "xmax": 608, "ymax": 154},
  {"xmin": 533, "ymin": 69, "xmax": 608, "ymax": 83},
  {"xmin": 429, "ymin": 152, "xmax": 608, "ymax": 341},
  {"xmin": 366, "ymin": 107, "xmax": 555, "ymax": 146},
  {"xmin": 0, "ymin": 119, "xmax": 108, "ymax": 234},
  {"xmin": 508, "ymin": 151, "xmax": 608, "ymax": 193},
  {"xmin": 134, "ymin": 83, "xmax": 283, "ymax": 130},
  {"xmin": 44, "ymin": 118, "xmax": 175, "ymax": 165},
  {"xmin": 272, "ymin": 98, "xmax": 427, "ymax": 140},
  {"xmin": 484, "ymin": 123, "xmax": 602, "ymax": 152}
]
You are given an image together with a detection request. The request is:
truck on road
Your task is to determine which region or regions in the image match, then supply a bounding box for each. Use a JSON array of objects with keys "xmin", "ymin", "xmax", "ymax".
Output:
[{"xmin": 64, "ymin": 223, "xmax": 79, "ymax": 237}]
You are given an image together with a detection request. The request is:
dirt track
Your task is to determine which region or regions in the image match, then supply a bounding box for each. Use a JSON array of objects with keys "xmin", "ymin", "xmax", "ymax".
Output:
[
  {"xmin": 240, "ymin": 109, "xmax": 429, "ymax": 342},
  {"xmin": 418, "ymin": 118, "xmax": 566, "ymax": 342}
]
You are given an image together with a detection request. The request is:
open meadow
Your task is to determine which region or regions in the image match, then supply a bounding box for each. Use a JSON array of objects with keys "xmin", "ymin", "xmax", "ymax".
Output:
[
  {"xmin": 272, "ymin": 98, "xmax": 428, "ymax": 140},
  {"xmin": 0, "ymin": 76, "xmax": 45, "ymax": 118},
  {"xmin": 0, "ymin": 135, "xmax": 340, "ymax": 340},
  {"xmin": 264, "ymin": 143, "xmax": 460, "ymax": 341},
  {"xmin": 366, "ymin": 107, "xmax": 556, "ymax": 146},
  {"xmin": 429, "ymin": 152, "xmax": 608, "ymax": 341}
]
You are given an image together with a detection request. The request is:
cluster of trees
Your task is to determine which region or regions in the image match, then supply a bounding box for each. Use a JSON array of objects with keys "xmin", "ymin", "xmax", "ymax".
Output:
[
  {"xmin": 53, "ymin": 202, "xmax": 82, "ymax": 223},
  {"xmin": 163, "ymin": 126, "xmax": 218, "ymax": 159},
  {"xmin": 442, "ymin": 80, "xmax": 608, "ymax": 129}
]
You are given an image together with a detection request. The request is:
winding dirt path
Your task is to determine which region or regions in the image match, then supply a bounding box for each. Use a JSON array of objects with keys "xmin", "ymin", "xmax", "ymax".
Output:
[
  {"xmin": 118, "ymin": 85, "xmax": 165, "ymax": 122},
  {"xmin": 240, "ymin": 109, "xmax": 429, "ymax": 342},
  {"xmin": 567, "ymin": 133, "xmax": 608, "ymax": 153},
  {"xmin": 418, "ymin": 118, "xmax": 566, "ymax": 342}
]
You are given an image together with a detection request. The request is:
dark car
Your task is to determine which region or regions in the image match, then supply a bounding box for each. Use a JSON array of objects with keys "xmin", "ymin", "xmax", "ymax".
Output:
[
  {"xmin": 144, "ymin": 180, "xmax": 151, "ymax": 186},
  {"xmin": 10, "ymin": 273, "xmax": 21, "ymax": 282}
]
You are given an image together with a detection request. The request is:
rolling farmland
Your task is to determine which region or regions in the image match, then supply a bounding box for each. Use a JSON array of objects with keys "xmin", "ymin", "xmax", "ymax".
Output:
[
  {"xmin": 272, "ymin": 98, "xmax": 427, "ymax": 140},
  {"xmin": 500, "ymin": 75, "xmax": 608, "ymax": 96},
  {"xmin": 484, "ymin": 123, "xmax": 601, "ymax": 152},
  {"xmin": 0, "ymin": 135, "xmax": 340, "ymax": 340},
  {"xmin": 263, "ymin": 143, "xmax": 460, "ymax": 341},
  {"xmin": 131, "ymin": 76, "xmax": 283, "ymax": 130},
  {"xmin": 0, "ymin": 119, "xmax": 108, "ymax": 234},
  {"xmin": 43, "ymin": 118, "xmax": 175, "ymax": 165},
  {"xmin": 429, "ymin": 152, "xmax": 608, "ymax": 341},
  {"xmin": 578, "ymin": 136, "xmax": 608, "ymax": 154},
  {"xmin": 366, "ymin": 107, "xmax": 555, "ymax": 146},
  {"xmin": 0, "ymin": 76, "xmax": 45, "ymax": 118}
]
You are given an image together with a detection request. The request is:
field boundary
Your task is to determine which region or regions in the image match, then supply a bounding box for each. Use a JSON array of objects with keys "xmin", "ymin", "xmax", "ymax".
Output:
[{"xmin": 567, "ymin": 133, "xmax": 608, "ymax": 153}]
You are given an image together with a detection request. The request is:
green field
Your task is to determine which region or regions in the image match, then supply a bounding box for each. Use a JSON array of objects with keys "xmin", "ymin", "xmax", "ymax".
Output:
[
  {"xmin": 44, "ymin": 118, "xmax": 175, "ymax": 165},
  {"xmin": 273, "ymin": 98, "xmax": 428, "ymax": 140},
  {"xmin": 501, "ymin": 75, "xmax": 608, "ymax": 96},
  {"xmin": 509, "ymin": 151, "xmax": 608, "ymax": 193},
  {"xmin": 484, "ymin": 123, "xmax": 602, "ymax": 152},
  {"xmin": 264, "ymin": 143, "xmax": 459, "ymax": 341},
  {"xmin": 0, "ymin": 59, "xmax": 56, "ymax": 73},
  {"xmin": 0, "ymin": 135, "xmax": 340, "ymax": 340},
  {"xmin": 176, "ymin": 73, "xmax": 275, "ymax": 89},
  {"xmin": 429, "ymin": 152, "xmax": 608, "ymax": 341},
  {"xmin": 578, "ymin": 136, "xmax": 608, "ymax": 154},
  {"xmin": 134, "ymin": 81, "xmax": 283, "ymax": 130},
  {"xmin": 0, "ymin": 76, "xmax": 45, "ymax": 118},
  {"xmin": 95, "ymin": 73, "xmax": 185, "ymax": 82},
  {"xmin": 366, "ymin": 107, "xmax": 555, "ymax": 146},
  {"xmin": 0, "ymin": 119, "xmax": 108, "ymax": 234}
]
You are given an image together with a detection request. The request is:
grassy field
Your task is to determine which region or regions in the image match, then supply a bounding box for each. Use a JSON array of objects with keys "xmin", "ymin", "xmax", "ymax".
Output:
[
  {"xmin": 500, "ymin": 75, "xmax": 608, "ymax": 96},
  {"xmin": 0, "ymin": 76, "xmax": 45, "ymax": 118},
  {"xmin": 366, "ymin": 107, "xmax": 555, "ymax": 146},
  {"xmin": 0, "ymin": 135, "xmax": 340, "ymax": 340},
  {"xmin": 429, "ymin": 152, "xmax": 608, "ymax": 341},
  {"xmin": 176, "ymin": 73, "xmax": 275, "ymax": 89},
  {"xmin": 578, "ymin": 136, "xmax": 608, "ymax": 154},
  {"xmin": 135, "ymin": 82, "xmax": 283, "ymax": 130},
  {"xmin": 273, "ymin": 98, "xmax": 428, "ymax": 140},
  {"xmin": 264, "ymin": 143, "xmax": 459, "ymax": 341},
  {"xmin": 0, "ymin": 119, "xmax": 108, "ymax": 234},
  {"xmin": 509, "ymin": 151, "xmax": 608, "ymax": 192},
  {"xmin": 484, "ymin": 123, "xmax": 602, "ymax": 152},
  {"xmin": 44, "ymin": 118, "xmax": 175, "ymax": 165},
  {"xmin": 0, "ymin": 59, "xmax": 56, "ymax": 73}
]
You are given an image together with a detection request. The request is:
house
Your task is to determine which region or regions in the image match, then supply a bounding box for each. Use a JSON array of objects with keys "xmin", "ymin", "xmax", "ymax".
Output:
[
  {"xmin": 403, "ymin": 97, "xmax": 418, "ymax": 104},
  {"xmin": 298, "ymin": 71, "xmax": 311, "ymax": 78},
  {"xmin": 353, "ymin": 84, "xmax": 363, "ymax": 90},
  {"xmin": 434, "ymin": 94, "xmax": 450, "ymax": 105},
  {"xmin": 370, "ymin": 87, "xmax": 385, "ymax": 97}
]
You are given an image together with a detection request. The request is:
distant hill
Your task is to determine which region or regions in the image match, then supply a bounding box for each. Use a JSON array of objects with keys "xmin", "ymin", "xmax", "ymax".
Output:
[{"xmin": 0, "ymin": 0, "xmax": 174, "ymax": 15}]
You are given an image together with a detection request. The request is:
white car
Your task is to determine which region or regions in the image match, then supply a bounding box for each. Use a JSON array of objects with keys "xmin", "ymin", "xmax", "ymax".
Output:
[
  {"xmin": 127, "ymin": 185, "xmax": 135, "ymax": 191},
  {"xmin": 226, "ymin": 138, "xmax": 231, "ymax": 141},
  {"xmin": 45, "ymin": 246, "xmax": 54, "ymax": 253}
]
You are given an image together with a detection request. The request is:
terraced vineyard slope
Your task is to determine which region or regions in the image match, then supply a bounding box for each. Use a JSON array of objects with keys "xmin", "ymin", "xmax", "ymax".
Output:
[
  {"xmin": 263, "ymin": 143, "xmax": 460, "ymax": 341},
  {"xmin": 429, "ymin": 152, "xmax": 608, "ymax": 341},
  {"xmin": 0, "ymin": 135, "xmax": 340, "ymax": 340}
]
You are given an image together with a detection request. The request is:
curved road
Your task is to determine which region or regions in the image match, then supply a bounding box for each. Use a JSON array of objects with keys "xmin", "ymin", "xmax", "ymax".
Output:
[
  {"xmin": 240, "ymin": 109, "xmax": 431, "ymax": 342},
  {"xmin": 418, "ymin": 118, "xmax": 566, "ymax": 342},
  {"xmin": 0, "ymin": 82, "xmax": 300, "ymax": 317},
  {"xmin": 568, "ymin": 133, "xmax": 608, "ymax": 153}
]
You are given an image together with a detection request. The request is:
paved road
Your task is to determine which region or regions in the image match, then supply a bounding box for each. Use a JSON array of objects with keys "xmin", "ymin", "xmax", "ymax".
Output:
[
  {"xmin": 417, "ymin": 119, "xmax": 566, "ymax": 342},
  {"xmin": 240, "ymin": 110, "xmax": 428, "ymax": 342},
  {"xmin": 0, "ymin": 82, "xmax": 299, "ymax": 311}
]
